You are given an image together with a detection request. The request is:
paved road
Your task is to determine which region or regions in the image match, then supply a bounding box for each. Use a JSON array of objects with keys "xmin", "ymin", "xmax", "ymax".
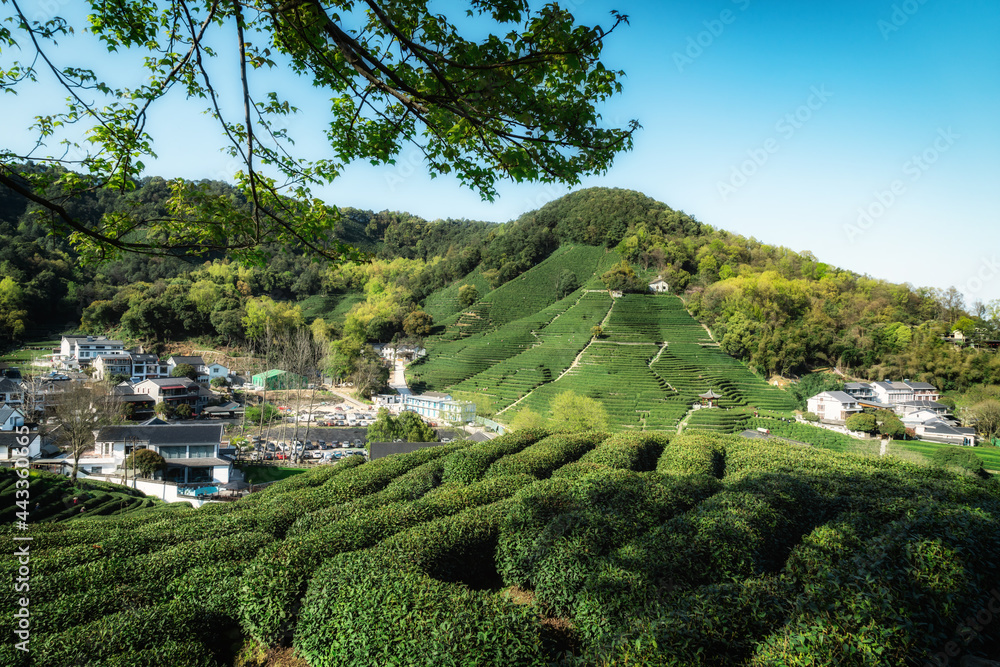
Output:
[{"xmin": 389, "ymin": 359, "xmax": 411, "ymax": 395}]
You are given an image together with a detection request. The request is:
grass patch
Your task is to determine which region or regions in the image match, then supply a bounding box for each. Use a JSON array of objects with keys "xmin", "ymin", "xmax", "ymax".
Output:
[
  {"xmin": 889, "ymin": 440, "xmax": 1000, "ymax": 472},
  {"xmin": 238, "ymin": 466, "xmax": 309, "ymax": 484}
]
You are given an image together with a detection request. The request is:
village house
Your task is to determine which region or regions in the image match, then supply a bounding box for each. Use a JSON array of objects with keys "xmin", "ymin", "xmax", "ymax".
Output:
[
  {"xmin": 130, "ymin": 353, "xmax": 162, "ymax": 381},
  {"xmin": 0, "ymin": 377, "xmax": 22, "ymax": 406},
  {"xmin": 0, "ymin": 405, "xmax": 25, "ymax": 431},
  {"xmin": 807, "ymin": 391, "xmax": 863, "ymax": 422},
  {"xmin": 58, "ymin": 336, "xmax": 127, "ymax": 368},
  {"xmin": 843, "ymin": 382, "xmax": 876, "ymax": 401},
  {"xmin": 909, "ymin": 417, "xmax": 977, "ymax": 447},
  {"xmin": 166, "ymin": 356, "xmax": 209, "ymax": 383},
  {"xmin": 93, "ymin": 354, "xmax": 132, "ymax": 382},
  {"xmin": 0, "ymin": 431, "xmax": 43, "ymax": 464},
  {"xmin": 87, "ymin": 422, "xmax": 231, "ymax": 483},
  {"xmin": 870, "ymin": 381, "xmax": 914, "ymax": 406},
  {"xmin": 133, "ymin": 377, "xmax": 211, "ymax": 413}
]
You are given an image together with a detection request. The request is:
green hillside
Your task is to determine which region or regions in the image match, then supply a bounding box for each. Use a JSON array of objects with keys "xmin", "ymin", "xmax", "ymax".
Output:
[
  {"xmin": 2, "ymin": 432, "xmax": 997, "ymax": 666},
  {"xmin": 413, "ymin": 252, "xmax": 795, "ymax": 430}
]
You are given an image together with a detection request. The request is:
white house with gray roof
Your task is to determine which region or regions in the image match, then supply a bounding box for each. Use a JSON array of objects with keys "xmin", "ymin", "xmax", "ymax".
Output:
[
  {"xmin": 59, "ymin": 336, "xmax": 126, "ymax": 368},
  {"xmin": 83, "ymin": 422, "xmax": 231, "ymax": 484},
  {"xmin": 807, "ymin": 391, "xmax": 863, "ymax": 422}
]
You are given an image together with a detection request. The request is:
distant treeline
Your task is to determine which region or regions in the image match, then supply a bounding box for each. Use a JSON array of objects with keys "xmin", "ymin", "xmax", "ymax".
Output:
[{"xmin": 2, "ymin": 171, "xmax": 997, "ymax": 389}]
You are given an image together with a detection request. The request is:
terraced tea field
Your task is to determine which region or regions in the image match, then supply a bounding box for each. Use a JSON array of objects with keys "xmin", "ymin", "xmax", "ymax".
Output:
[{"xmin": 418, "ymin": 267, "xmax": 796, "ymax": 430}]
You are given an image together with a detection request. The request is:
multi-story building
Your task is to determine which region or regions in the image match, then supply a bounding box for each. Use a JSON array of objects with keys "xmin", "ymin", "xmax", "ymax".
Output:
[
  {"xmin": 93, "ymin": 355, "xmax": 133, "ymax": 381},
  {"xmin": 133, "ymin": 377, "xmax": 210, "ymax": 413},
  {"xmin": 807, "ymin": 391, "xmax": 863, "ymax": 423},
  {"xmin": 130, "ymin": 353, "xmax": 162, "ymax": 381},
  {"xmin": 87, "ymin": 422, "xmax": 231, "ymax": 484},
  {"xmin": 375, "ymin": 391, "xmax": 476, "ymax": 424},
  {"xmin": 59, "ymin": 336, "xmax": 126, "ymax": 367},
  {"xmin": 843, "ymin": 382, "xmax": 876, "ymax": 401},
  {"xmin": 870, "ymin": 381, "xmax": 914, "ymax": 406},
  {"xmin": 166, "ymin": 356, "xmax": 207, "ymax": 379},
  {"xmin": 903, "ymin": 380, "xmax": 939, "ymax": 402}
]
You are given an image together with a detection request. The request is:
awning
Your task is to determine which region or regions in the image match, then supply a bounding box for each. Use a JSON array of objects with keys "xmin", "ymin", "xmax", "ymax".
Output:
[{"xmin": 163, "ymin": 457, "xmax": 232, "ymax": 467}]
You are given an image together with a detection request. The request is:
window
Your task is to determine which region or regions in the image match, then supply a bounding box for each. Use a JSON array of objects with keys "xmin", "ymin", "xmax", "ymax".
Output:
[
  {"xmin": 188, "ymin": 467, "xmax": 212, "ymax": 483},
  {"xmin": 159, "ymin": 446, "xmax": 186, "ymax": 459},
  {"xmin": 188, "ymin": 445, "xmax": 214, "ymax": 459}
]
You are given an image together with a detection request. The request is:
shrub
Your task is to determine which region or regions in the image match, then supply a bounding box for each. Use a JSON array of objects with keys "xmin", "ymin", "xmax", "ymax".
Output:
[
  {"xmin": 657, "ymin": 432, "xmax": 731, "ymax": 477},
  {"xmin": 484, "ymin": 431, "xmax": 604, "ymax": 479},
  {"xmin": 930, "ymin": 447, "xmax": 987, "ymax": 477},
  {"xmin": 440, "ymin": 428, "xmax": 547, "ymax": 484},
  {"xmin": 497, "ymin": 470, "xmax": 722, "ymax": 615},
  {"xmin": 294, "ymin": 551, "xmax": 546, "ymax": 667},
  {"xmin": 29, "ymin": 600, "xmax": 224, "ymax": 667}
]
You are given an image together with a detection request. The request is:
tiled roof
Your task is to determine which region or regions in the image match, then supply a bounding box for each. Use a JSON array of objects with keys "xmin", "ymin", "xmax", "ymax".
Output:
[
  {"xmin": 95, "ymin": 424, "xmax": 223, "ymax": 445},
  {"xmin": 815, "ymin": 391, "xmax": 859, "ymax": 403}
]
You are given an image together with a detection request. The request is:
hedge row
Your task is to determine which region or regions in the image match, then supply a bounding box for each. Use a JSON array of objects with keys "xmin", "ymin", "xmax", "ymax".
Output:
[
  {"xmin": 237, "ymin": 455, "xmax": 365, "ymax": 503},
  {"xmin": 751, "ymin": 500, "xmax": 1000, "ymax": 666},
  {"xmin": 553, "ymin": 432, "xmax": 669, "ymax": 479},
  {"xmin": 656, "ymin": 432, "xmax": 735, "ymax": 477},
  {"xmin": 23, "ymin": 600, "xmax": 224, "ymax": 667},
  {"xmin": 240, "ymin": 443, "xmax": 469, "ymax": 537},
  {"xmin": 484, "ymin": 431, "xmax": 605, "ymax": 479},
  {"xmin": 238, "ymin": 472, "xmax": 535, "ymax": 645},
  {"xmin": 440, "ymin": 428, "xmax": 548, "ymax": 484},
  {"xmin": 574, "ymin": 577, "xmax": 794, "ymax": 666},
  {"xmin": 27, "ymin": 532, "xmax": 273, "ymax": 605},
  {"xmin": 286, "ymin": 456, "xmax": 451, "ymax": 536},
  {"xmin": 497, "ymin": 470, "xmax": 722, "ymax": 616},
  {"xmin": 294, "ymin": 550, "xmax": 546, "ymax": 667},
  {"xmin": 572, "ymin": 471, "xmax": 826, "ymax": 644}
]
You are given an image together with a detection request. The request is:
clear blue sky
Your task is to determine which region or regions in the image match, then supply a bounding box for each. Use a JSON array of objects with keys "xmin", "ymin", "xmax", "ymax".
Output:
[{"xmin": 5, "ymin": 0, "xmax": 999, "ymax": 304}]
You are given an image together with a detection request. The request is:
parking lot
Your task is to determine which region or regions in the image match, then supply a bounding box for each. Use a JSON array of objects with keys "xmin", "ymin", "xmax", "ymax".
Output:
[{"xmin": 240, "ymin": 426, "xmax": 371, "ymax": 463}]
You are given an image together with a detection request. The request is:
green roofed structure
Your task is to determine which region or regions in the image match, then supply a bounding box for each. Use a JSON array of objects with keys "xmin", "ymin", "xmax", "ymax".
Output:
[{"xmin": 251, "ymin": 369, "xmax": 308, "ymax": 391}]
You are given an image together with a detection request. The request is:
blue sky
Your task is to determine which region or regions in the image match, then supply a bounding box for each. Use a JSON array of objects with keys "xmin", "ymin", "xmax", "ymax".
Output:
[{"xmin": 5, "ymin": 0, "xmax": 1000, "ymax": 304}]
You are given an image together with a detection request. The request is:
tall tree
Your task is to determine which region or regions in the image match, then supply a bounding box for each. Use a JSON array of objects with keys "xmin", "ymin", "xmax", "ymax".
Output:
[
  {"xmin": 50, "ymin": 382, "xmax": 121, "ymax": 482},
  {"xmin": 0, "ymin": 1, "xmax": 635, "ymax": 263},
  {"xmin": 549, "ymin": 391, "xmax": 608, "ymax": 432}
]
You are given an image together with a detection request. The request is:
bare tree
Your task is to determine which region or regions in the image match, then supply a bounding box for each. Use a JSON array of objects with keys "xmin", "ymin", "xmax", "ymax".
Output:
[
  {"xmin": 18, "ymin": 375, "xmax": 49, "ymax": 424},
  {"xmin": 275, "ymin": 328, "xmax": 324, "ymax": 463},
  {"xmin": 51, "ymin": 382, "xmax": 121, "ymax": 483}
]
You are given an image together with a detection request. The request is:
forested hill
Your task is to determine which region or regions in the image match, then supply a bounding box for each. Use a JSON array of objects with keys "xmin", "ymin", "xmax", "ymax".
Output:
[{"xmin": 1, "ymin": 175, "xmax": 997, "ymax": 389}]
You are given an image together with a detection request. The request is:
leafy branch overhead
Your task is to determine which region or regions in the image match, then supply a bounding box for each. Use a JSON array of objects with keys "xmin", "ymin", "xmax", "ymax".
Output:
[{"xmin": 0, "ymin": 0, "xmax": 637, "ymax": 263}]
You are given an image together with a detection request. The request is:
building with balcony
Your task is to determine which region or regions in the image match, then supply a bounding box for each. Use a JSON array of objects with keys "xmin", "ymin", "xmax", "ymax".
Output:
[{"xmin": 59, "ymin": 336, "xmax": 126, "ymax": 368}]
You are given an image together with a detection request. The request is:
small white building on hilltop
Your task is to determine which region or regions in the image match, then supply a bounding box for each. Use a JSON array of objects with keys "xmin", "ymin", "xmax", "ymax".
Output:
[{"xmin": 649, "ymin": 277, "xmax": 670, "ymax": 293}]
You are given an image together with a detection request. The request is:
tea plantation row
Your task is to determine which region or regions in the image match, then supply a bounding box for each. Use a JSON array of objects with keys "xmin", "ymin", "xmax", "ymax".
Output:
[{"xmin": 2, "ymin": 430, "xmax": 997, "ymax": 666}]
